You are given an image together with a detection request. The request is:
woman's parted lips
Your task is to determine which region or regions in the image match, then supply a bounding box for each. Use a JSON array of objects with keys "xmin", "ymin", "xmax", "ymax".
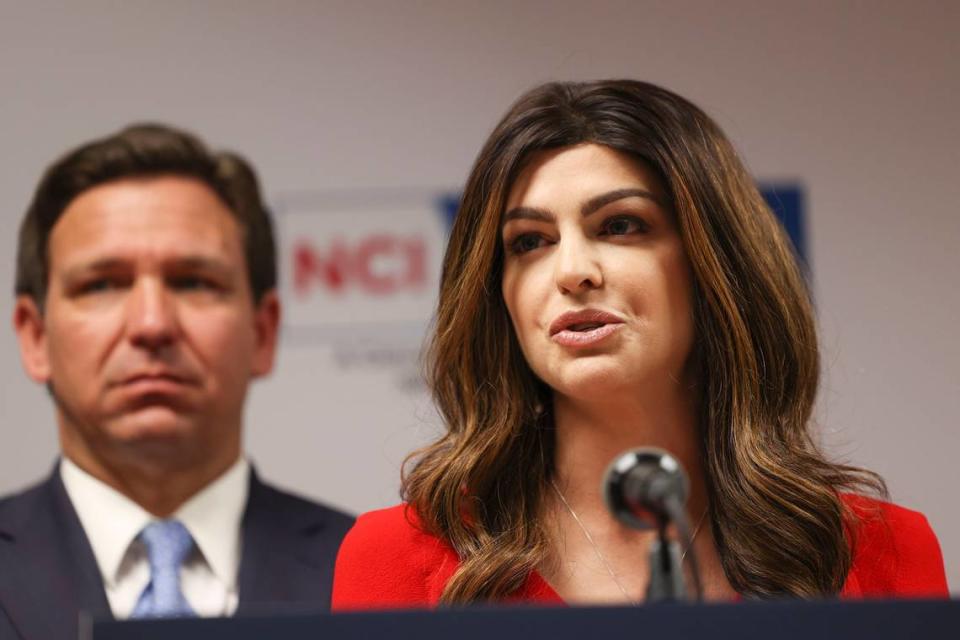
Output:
[{"xmin": 549, "ymin": 308, "xmax": 625, "ymax": 335}]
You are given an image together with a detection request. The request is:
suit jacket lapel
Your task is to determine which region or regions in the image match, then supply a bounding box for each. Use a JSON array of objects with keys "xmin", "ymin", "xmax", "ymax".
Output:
[
  {"xmin": 0, "ymin": 465, "xmax": 112, "ymax": 640},
  {"xmin": 235, "ymin": 470, "xmax": 342, "ymax": 614}
]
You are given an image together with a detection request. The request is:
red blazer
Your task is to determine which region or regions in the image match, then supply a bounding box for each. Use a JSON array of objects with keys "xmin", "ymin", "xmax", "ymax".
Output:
[{"xmin": 332, "ymin": 495, "xmax": 948, "ymax": 609}]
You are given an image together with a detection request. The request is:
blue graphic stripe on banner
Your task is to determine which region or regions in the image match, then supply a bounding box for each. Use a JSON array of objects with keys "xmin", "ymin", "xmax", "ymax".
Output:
[
  {"xmin": 437, "ymin": 194, "xmax": 460, "ymax": 230},
  {"xmin": 759, "ymin": 184, "xmax": 806, "ymax": 265}
]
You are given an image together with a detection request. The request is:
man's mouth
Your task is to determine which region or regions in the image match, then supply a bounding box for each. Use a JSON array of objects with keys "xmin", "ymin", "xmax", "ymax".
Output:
[{"xmin": 111, "ymin": 370, "xmax": 197, "ymax": 392}]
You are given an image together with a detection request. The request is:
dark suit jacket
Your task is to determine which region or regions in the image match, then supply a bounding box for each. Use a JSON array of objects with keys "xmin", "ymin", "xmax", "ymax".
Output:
[{"xmin": 0, "ymin": 463, "xmax": 354, "ymax": 640}]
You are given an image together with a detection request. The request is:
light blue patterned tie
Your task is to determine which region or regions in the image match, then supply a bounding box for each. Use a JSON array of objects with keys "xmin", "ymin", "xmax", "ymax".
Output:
[{"xmin": 131, "ymin": 519, "xmax": 196, "ymax": 618}]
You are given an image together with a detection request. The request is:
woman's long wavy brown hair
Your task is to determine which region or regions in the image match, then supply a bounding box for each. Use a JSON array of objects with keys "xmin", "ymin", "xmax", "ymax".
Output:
[{"xmin": 403, "ymin": 80, "xmax": 885, "ymax": 602}]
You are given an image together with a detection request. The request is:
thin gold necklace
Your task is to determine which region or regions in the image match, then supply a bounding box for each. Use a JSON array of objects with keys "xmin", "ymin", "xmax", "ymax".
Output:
[{"xmin": 550, "ymin": 479, "xmax": 708, "ymax": 603}]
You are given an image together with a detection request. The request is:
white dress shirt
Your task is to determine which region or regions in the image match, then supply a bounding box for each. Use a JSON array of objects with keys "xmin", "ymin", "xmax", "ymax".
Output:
[{"xmin": 60, "ymin": 456, "xmax": 249, "ymax": 618}]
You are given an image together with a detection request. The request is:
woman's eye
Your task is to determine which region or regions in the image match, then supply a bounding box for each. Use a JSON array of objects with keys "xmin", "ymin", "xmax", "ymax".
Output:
[
  {"xmin": 602, "ymin": 216, "xmax": 648, "ymax": 236},
  {"xmin": 508, "ymin": 233, "xmax": 547, "ymax": 254}
]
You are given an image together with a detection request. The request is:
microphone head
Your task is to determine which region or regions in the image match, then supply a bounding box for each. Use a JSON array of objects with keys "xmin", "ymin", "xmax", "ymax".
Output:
[{"xmin": 603, "ymin": 447, "xmax": 689, "ymax": 530}]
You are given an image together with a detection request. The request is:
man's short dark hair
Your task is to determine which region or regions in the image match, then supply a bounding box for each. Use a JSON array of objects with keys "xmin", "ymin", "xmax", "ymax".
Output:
[{"xmin": 16, "ymin": 123, "xmax": 277, "ymax": 307}]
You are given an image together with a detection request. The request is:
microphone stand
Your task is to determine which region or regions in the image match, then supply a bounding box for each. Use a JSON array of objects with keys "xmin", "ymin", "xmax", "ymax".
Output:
[
  {"xmin": 646, "ymin": 524, "xmax": 687, "ymax": 601},
  {"xmin": 644, "ymin": 496, "xmax": 704, "ymax": 602}
]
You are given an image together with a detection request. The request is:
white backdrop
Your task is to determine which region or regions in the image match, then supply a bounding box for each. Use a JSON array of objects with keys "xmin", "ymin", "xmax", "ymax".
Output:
[{"xmin": 0, "ymin": 1, "xmax": 956, "ymax": 591}]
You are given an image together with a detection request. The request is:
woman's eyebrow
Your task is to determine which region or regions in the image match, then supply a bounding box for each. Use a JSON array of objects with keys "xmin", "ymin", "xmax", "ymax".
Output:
[
  {"xmin": 502, "ymin": 206, "xmax": 554, "ymax": 224},
  {"xmin": 503, "ymin": 188, "xmax": 663, "ymax": 224},
  {"xmin": 581, "ymin": 188, "xmax": 662, "ymax": 216}
]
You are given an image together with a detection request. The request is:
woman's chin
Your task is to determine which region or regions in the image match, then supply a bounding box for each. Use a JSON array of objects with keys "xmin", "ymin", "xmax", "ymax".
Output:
[
  {"xmin": 544, "ymin": 360, "xmax": 639, "ymax": 403},
  {"xmin": 542, "ymin": 357, "xmax": 691, "ymax": 407}
]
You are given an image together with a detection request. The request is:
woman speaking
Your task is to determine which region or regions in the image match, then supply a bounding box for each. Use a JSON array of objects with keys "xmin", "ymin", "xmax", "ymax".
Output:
[{"xmin": 332, "ymin": 80, "xmax": 947, "ymax": 606}]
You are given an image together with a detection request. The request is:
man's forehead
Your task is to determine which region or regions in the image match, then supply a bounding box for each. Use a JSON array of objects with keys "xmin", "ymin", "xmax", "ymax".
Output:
[{"xmin": 48, "ymin": 176, "xmax": 244, "ymax": 269}]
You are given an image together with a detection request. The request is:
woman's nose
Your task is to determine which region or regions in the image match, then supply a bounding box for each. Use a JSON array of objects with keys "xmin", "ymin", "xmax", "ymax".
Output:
[{"xmin": 553, "ymin": 236, "xmax": 603, "ymax": 294}]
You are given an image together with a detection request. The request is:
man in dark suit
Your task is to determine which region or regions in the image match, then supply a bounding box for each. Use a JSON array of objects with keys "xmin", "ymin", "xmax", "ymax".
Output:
[{"xmin": 0, "ymin": 124, "xmax": 353, "ymax": 639}]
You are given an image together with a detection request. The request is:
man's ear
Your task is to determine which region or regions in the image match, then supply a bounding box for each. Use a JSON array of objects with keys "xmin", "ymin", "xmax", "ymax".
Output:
[
  {"xmin": 13, "ymin": 295, "xmax": 51, "ymax": 383},
  {"xmin": 251, "ymin": 290, "xmax": 280, "ymax": 378}
]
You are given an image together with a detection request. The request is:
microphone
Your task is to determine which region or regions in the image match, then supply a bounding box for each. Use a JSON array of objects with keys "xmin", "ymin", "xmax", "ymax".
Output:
[
  {"xmin": 603, "ymin": 448, "xmax": 689, "ymax": 530},
  {"xmin": 603, "ymin": 448, "xmax": 703, "ymax": 602}
]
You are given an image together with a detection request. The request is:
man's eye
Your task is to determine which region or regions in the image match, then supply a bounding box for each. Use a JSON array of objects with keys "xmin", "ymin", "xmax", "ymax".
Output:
[
  {"xmin": 78, "ymin": 278, "xmax": 121, "ymax": 294},
  {"xmin": 171, "ymin": 276, "xmax": 218, "ymax": 291},
  {"xmin": 508, "ymin": 233, "xmax": 547, "ymax": 255},
  {"xmin": 602, "ymin": 216, "xmax": 648, "ymax": 236}
]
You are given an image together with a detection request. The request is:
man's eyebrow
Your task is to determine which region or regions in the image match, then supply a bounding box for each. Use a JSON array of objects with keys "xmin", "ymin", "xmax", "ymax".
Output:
[
  {"xmin": 168, "ymin": 256, "xmax": 232, "ymax": 273},
  {"xmin": 61, "ymin": 258, "xmax": 128, "ymax": 280},
  {"xmin": 581, "ymin": 188, "xmax": 663, "ymax": 217},
  {"xmin": 61, "ymin": 256, "xmax": 232, "ymax": 279},
  {"xmin": 502, "ymin": 206, "xmax": 554, "ymax": 224}
]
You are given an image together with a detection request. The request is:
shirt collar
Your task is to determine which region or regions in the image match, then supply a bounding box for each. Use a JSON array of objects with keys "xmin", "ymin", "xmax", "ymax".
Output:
[
  {"xmin": 59, "ymin": 456, "xmax": 250, "ymax": 589},
  {"xmin": 174, "ymin": 457, "xmax": 249, "ymax": 588},
  {"xmin": 60, "ymin": 457, "xmax": 151, "ymax": 588}
]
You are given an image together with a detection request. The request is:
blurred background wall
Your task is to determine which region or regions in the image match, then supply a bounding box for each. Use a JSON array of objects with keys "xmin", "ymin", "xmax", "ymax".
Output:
[{"xmin": 1, "ymin": 1, "xmax": 956, "ymax": 590}]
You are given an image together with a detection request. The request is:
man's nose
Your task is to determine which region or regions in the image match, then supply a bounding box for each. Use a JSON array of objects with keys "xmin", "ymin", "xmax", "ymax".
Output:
[
  {"xmin": 125, "ymin": 278, "xmax": 178, "ymax": 350},
  {"xmin": 554, "ymin": 236, "xmax": 603, "ymax": 294}
]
